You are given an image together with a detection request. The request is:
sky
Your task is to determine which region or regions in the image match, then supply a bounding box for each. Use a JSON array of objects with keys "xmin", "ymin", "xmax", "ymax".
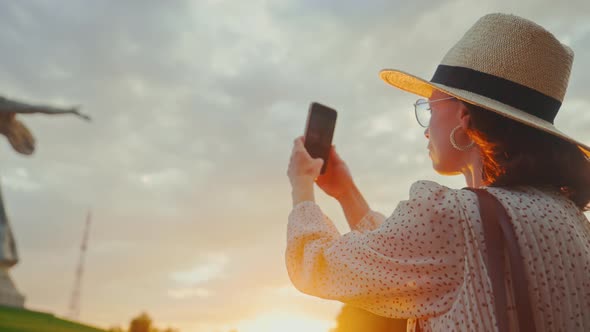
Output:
[{"xmin": 0, "ymin": 1, "xmax": 589, "ymax": 332}]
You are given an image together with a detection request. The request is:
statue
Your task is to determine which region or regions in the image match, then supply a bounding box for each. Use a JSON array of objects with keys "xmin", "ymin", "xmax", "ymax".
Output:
[{"xmin": 0, "ymin": 95, "xmax": 89, "ymax": 307}]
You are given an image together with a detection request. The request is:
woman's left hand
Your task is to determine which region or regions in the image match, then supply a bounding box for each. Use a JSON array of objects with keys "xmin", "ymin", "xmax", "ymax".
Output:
[{"xmin": 287, "ymin": 136, "xmax": 324, "ymax": 205}]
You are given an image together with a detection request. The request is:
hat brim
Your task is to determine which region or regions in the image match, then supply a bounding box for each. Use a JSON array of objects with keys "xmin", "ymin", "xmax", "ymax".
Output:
[{"xmin": 380, "ymin": 69, "xmax": 590, "ymax": 158}]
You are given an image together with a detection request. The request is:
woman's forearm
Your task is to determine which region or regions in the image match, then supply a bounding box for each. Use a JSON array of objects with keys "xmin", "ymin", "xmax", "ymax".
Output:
[
  {"xmin": 291, "ymin": 178, "xmax": 315, "ymax": 206},
  {"xmin": 337, "ymin": 182, "xmax": 370, "ymax": 230}
]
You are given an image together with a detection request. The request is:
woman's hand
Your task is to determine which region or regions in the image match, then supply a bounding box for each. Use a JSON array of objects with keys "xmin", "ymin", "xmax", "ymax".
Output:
[
  {"xmin": 288, "ymin": 137, "xmax": 369, "ymax": 227},
  {"xmin": 288, "ymin": 136, "xmax": 324, "ymax": 205},
  {"xmin": 315, "ymin": 145, "xmax": 354, "ymax": 201},
  {"xmin": 317, "ymin": 146, "xmax": 370, "ymax": 229}
]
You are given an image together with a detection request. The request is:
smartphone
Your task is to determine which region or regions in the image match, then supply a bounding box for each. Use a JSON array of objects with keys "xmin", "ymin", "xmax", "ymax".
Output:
[{"xmin": 304, "ymin": 102, "xmax": 337, "ymax": 174}]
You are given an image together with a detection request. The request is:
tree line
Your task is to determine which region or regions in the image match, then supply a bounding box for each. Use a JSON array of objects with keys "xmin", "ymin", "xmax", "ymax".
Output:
[{"xmin": 109, "ymin": 304, "xmax": 407, "ymax": 332}]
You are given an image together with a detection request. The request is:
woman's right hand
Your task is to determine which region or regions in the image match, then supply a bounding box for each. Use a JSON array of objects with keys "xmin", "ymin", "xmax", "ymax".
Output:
[{"xmin": 315, "ymin": 146, "xmax": 355, "ymax": 201}]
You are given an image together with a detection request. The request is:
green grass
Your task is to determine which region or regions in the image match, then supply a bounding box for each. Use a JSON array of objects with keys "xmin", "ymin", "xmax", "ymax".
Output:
[{"xmin": 0, "ymin": 305, "xmax": 106, "ymax": 332}]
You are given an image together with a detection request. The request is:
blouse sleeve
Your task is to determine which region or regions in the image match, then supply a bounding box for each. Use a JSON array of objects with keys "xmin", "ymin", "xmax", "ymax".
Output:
[
  {"xmin": 354, "ymin": 210, "xmax": 387, "ymax": 232},
  {"xmin": 285, "ymin": 180, "xmax": 466, "ymax": 319}
]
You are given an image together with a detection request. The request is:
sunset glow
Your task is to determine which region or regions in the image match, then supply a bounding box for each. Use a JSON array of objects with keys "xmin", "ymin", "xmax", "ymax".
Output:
[{"xmin": 236, "ymin": 311, "xmax": 334, "ymax": 332}]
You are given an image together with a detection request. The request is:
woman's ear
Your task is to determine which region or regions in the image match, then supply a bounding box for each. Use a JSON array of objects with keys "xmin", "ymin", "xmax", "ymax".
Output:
[{"xmin": 457, "ymin": 102, "xmax": 471, "ymax": 129}]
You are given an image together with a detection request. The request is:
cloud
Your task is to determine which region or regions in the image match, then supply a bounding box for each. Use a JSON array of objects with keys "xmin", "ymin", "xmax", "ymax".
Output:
[
  {"xmin": 1, "ymin": 168, "xmax": 41, "ymax": 192},
  {"xmin": 0, "ymin": 1, "xmax": 588, "ymax": 331},
  {"xmin": 170, "ymin": 252, "xmax": 229, "ymax": 285},
  {"xmin": 133, "ymin": 168, "xmax": 189, "ymax": 189},
  {"xmin": 167, "ymin": 287, "xmax": 213, "ymax": 300}
]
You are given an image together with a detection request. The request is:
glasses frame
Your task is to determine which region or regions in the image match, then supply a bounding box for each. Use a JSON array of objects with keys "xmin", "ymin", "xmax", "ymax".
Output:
[{"xmin": 413, "ymin": 96, "xmax": 456, "ymax": 128}]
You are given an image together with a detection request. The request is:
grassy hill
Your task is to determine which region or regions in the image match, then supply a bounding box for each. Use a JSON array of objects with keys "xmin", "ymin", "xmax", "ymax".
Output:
[{"xmin": 0, "ymin": 305, "xmax": 106, "ymax": 332}]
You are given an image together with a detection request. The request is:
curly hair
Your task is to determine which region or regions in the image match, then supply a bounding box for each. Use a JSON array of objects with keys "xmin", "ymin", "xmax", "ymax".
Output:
[{"xmin": 463, "ymin": 102, "xmax": 590, "ymax": 210}]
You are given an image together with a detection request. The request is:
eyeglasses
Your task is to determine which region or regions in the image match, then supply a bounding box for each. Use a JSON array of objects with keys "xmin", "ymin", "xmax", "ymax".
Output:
[{"xmin": 413, "ymin": 96, "xmax": 456, "ymax": 128}]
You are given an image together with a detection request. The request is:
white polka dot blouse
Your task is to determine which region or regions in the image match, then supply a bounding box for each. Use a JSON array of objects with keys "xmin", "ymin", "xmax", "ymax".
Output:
[{"xmin": 286, "ymin": 180, "xmax": 590, "ymax": 331}]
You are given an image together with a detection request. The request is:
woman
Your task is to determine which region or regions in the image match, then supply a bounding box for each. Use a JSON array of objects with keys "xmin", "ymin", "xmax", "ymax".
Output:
[{"xmin": 286, "ymin": 13, "xmax": 590, "ymax": 331}]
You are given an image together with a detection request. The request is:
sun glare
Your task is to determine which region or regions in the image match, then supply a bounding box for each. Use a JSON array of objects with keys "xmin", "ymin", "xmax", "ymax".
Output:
[{"xmin": 236, "ymin": 311, "xmax": 333, "ymax": 332}]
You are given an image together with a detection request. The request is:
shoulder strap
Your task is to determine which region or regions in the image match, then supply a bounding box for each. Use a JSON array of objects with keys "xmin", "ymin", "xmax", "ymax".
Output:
[
  {"xmin": 466, "ymin": 188, "xmax": 510, "ymax": 331},
  {"xmin": 465, "ymin": 188, "xmax": 536, "ymax": 332}
]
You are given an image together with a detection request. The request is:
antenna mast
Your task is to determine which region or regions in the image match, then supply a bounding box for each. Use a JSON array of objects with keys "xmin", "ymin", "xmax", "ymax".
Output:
[{"xmin": 68, "ymin": 210, "xmax": 92, "ymax": 320}]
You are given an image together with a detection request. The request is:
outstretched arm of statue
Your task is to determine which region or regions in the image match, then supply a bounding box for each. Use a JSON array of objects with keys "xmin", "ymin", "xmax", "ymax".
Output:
[{"xmin": 0, "ymin": 97, "xmax": 90, "ymax": 121}]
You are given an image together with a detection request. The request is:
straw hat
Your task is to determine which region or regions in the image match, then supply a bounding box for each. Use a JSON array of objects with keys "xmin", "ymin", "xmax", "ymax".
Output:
[{"xmin": 380, "ymin": 13, "xmax": 590, "ymax": 157}]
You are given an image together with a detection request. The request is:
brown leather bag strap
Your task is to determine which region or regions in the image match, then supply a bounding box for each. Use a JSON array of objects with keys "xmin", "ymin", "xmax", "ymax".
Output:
[
  {"xmin": 465, "ymin": 188, "xmax": 537, "ymax": 332},
  {"xmin": 466, "ymin": 188, "xmax": 510, "ymax": 331}
]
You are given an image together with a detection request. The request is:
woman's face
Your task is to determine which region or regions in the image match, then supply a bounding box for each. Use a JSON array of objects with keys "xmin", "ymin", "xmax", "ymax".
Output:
[{"xmin": 425, "ymin": 90, "xmax": 471, "ymax": 175}]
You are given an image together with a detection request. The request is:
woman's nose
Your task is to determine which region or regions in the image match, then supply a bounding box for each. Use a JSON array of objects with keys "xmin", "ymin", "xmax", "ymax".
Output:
[{"xmin": 424, "ymin": 127, "xmax": 430, "ymax": 139}]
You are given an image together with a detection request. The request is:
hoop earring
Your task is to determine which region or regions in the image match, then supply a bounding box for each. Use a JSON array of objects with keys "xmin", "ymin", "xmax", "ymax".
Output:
[{"xmin": 450, "ymin": 125, "xmax": 475, "ymax": 151}]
